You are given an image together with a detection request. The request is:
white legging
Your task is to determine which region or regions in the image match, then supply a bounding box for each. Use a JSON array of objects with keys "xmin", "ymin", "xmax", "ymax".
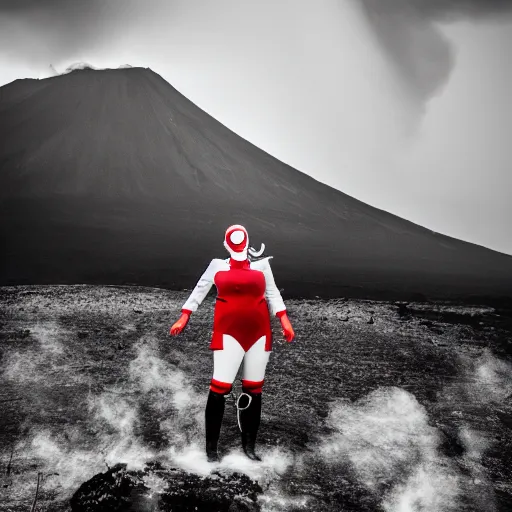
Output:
[{"xmin": 212, "ymin": 334, "xmax": 270, "ymax": 385}]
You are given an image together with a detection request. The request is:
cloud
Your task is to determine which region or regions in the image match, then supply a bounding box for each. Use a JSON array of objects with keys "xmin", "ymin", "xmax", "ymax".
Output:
[
  {"xmin": 360, "ymin": 0, "xmax": 512, "ymax": 106},
  {"xmin": 0, "ymin": 0, "xmax": 106, "ymax": 74},
  {"xmin": 361, "ymin": 1, "xmax": 454, "ymax": 105},
  {"xmin": 400, "ymin": 0, "xmax": 512, "ymax": 20}
]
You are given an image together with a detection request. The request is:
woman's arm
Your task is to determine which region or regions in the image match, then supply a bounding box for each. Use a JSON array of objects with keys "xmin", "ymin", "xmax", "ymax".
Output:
[
  {"xmin": 181, "ymin": 259, "xmax": 219, "ymax": 313},
  {"xmin": 261, "ymin": 258, "xmax": 286, "ymax": 316},
  {"xmin": 170, "ymin": 259, "xmax": 219, "ymax": 336},
  {"xmin": 262, "ymin": 258, "xmax": 295, "ymax": 342}
]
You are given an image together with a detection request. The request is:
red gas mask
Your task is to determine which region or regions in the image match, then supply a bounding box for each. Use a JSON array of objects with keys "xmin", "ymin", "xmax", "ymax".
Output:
[
  {"xmin": 224, "ymin": 225, "xmax": 249, "ymax": 261},
  {"xmin": 223, "ymin": 224, "xmax": 266, "ymax": 261}
]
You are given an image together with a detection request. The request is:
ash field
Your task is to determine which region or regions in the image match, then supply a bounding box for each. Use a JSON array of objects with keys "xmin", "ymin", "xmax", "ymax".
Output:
[{"xmin": 1, "ymin": 285, "xmax": 511, "ymax": 512}]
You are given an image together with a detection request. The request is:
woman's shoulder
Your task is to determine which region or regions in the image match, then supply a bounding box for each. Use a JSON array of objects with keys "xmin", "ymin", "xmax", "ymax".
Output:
[
  {"xmin": 200, "ymin": 258, "xmax": 230, "ymax": 275},
  {"xmin": 210, "ymin": 258, "xmax": 230, "ymax": 267},
  {"xmin": 210, "ymin": 258, "xmax": 234, "ymax": 272},
  {"xmin": 249, "ymin": 256, "xmax": 274, "ymax": 271}
]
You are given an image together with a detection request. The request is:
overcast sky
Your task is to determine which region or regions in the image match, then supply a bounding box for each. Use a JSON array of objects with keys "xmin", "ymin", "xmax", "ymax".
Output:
[{"xmin": 1, "ymin": 0, "xmax": 511, "ymax": 255}]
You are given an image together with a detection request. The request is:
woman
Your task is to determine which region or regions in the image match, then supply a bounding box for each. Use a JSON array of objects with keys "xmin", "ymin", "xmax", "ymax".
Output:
[{"xmin": 170, "ymin": 224, "xmax": 295, "ymax": 462}]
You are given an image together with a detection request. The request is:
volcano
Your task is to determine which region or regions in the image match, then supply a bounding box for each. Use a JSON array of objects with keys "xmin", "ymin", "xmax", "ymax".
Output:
[{"xmin": 0, "ymin": 66, "xmax": 511, "ymax": 301}]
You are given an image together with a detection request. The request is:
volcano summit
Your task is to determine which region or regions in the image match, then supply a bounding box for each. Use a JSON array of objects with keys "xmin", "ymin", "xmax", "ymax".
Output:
[{"xmin": 1, "ymin": 66, "xmax": 511, "ymax": 301}]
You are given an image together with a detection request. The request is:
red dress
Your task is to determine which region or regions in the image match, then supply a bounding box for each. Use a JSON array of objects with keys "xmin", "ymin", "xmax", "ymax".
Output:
[{"xmin": 210, "ymin": 259, "xmax": 273, "ymax": 352}]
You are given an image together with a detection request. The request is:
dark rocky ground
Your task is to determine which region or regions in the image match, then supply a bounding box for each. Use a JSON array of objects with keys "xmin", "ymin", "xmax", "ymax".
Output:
[{"xmin": 0, "ymin": 285, "xmax": 511, "ymax": 511}]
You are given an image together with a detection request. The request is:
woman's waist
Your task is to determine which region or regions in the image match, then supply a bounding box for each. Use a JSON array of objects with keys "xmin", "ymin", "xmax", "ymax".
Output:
[
  {"xmin": 213, "ymin": 296, "xmax": 269, "ymax": 319},
  {"xmin": 215, "ymin": 295, "xmax": 267, "ymax": 306}
]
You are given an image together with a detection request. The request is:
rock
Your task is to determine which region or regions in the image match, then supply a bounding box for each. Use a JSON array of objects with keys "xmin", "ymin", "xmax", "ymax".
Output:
[
  {"xmin": 396, "ymin": 303, "xmax": 410, "ymax": 318},
  {"xmin": 368, "ymin": 316, "xmax": 374, "ymax": 324},
  {"xmin": 497, "ymin": 411, "xmax": 512, "ymax": 430},
  {"xmin": 420, "ymin": 320, "xmax": 443, "ymax": 334},
  {"xmin": 133, "ymin": 308, "xmax": 143, "ymax": 314},
  {"xmin": 70, "ymin": 462, "xmax": 263, "ymax": 512},
  {"xmin": 340, "ymin": 316, "xmax": 349, "ymax": 322},
  {"xmin": 70, "ymin": 463, "xmax": 140, "ymax": 512}
]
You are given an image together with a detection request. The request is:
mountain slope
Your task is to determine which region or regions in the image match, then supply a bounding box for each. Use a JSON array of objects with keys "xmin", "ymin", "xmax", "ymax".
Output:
[{"xmin": 1, "ymin": 66, "xmax": 511, "ymax": 301}]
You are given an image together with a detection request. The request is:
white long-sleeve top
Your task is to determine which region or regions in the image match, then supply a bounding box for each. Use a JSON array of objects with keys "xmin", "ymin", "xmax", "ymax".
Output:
[{"xmin": 181, "ymin": 256, "xmax": 286, "ymax": 316}]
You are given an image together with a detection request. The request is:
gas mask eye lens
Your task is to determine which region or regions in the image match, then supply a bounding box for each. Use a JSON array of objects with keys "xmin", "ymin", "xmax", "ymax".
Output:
[{"xmin": 230, "ymin": 230, "xmax": 245, "ymax": 244}]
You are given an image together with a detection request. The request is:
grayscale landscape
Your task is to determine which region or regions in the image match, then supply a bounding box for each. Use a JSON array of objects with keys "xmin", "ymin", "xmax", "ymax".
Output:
[{"xmin": 1, "ymin": 66, "xmax": 512, "ymax": 511}]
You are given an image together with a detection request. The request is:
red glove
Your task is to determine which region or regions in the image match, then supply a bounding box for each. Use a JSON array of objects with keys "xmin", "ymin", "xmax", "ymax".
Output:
[
  {"xmin": 170, "ymin": 310, "xmax": 191, "ymax": 336},
  {"xmin": 277, "ymin": 311, "xmax": 295, "ymax": 342}
]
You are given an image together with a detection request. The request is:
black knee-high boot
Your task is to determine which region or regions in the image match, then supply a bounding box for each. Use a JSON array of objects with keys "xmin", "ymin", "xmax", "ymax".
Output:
[
  {"xmin": 238, "ymin": 391, "xmax": 262, "ymax": 461},
  {"xmin": 205, "ymin": 390, "xmax": 226, "ymax": 462}
]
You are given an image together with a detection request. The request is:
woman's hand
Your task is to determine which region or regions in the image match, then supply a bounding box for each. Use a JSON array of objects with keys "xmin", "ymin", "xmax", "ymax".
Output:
[
  {"xmin": 278, "ymin": 312, "xmax": 295, "ymax": 342},
  {"xmin": 170, "ymin": 312, "xmax": 190, "ymax": 336}
]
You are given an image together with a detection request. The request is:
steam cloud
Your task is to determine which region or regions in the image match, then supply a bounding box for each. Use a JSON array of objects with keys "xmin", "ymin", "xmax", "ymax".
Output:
[
  {"xmin": 320, "ymin": 387, "xmax": 462, "ymax": 512},
  {"xmin": 318, "ymin": 349, "xmax": 512, "ymax": 511},
  {"xmin": 3, "ymin": 333, "xmax": 293, "ymax": 509},
  {"xmin": 2, "ymin": 305, "xmax": 511, "ymax": 510},
  {"xmin": 3, "ymin": 321, "xmax": 88, "ymax": 385}
]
